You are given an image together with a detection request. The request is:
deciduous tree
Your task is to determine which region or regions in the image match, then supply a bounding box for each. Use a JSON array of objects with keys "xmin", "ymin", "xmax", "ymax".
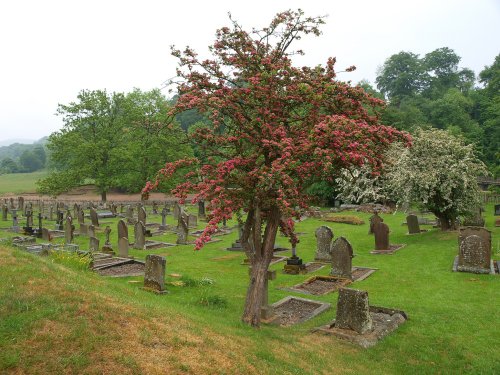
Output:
[{"xmin": 144, "ymin": 10, "xmax": 409, "ymax": 327}]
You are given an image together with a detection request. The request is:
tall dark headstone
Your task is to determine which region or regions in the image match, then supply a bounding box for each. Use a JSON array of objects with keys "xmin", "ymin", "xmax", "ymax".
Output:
[
  {"xmin": 64, "ymin": 216, "xmax": 74, "ymax": 244},
  {"xmin": 117, "ymin": 219, "xmax": 128, "ymax": 241},
  {"xmin": 495, "ymin": 204, "xmax": 500, "ymax": 216},
  {"xmin": 198, "ymin": 200, "xmax": 206, "ymax": 219},
  {"xmin": 143, "ymin": 254, "xmax": 167, "ymax": 293},
  {"xmin": 369, "ymin": 212, "xmax": 383, "ymax": 235},
  {"xmin": 457, "ymin": 227, "xmax": 492, "ymax": 274},
  {"xmin": 330, "ymin": 237, "xmax": 354, "ymax": 279},
  {"xmin": 176, "ymin": 210, "xmax": 189, "ymax": 245},
  {"xmin": 335, "ymin": 288, "xmax": 372, "ymax": 334},
  {"xmin": 1, "ymin": 205, "xmax": 7, "ymax": 221},
  {"xmin": 373, "ymin": 222, "xmax": 390, "ymax": 250},
  {"xmin": 314, "ymin": 226, "xmax": 334, "ymax": 262},
  {"xmin": 406, "ymin": 214, "xmax": 421, "ymax": 234}
]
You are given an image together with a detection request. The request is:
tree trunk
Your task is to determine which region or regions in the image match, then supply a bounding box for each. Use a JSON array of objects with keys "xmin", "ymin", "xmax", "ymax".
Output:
[
  {"xmin": 101, "ymin": 191, "xmax": 107, "ymax": 203},
  {"xmin": 436, "ymin": 212, "xmax": 452, "ymax": 231},
  {"xmin": 241, "ymin": 205, "xmax": 280, "ymax": 327}
]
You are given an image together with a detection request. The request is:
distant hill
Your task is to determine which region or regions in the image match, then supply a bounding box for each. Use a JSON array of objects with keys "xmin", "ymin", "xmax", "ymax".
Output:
[{"xmin": 0, "ymin": 139, "xmax": 36, "ymax": 147}]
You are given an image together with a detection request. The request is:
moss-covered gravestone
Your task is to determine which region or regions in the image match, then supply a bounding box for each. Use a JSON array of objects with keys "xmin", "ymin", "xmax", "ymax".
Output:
[
  {"xmin": 314, "ymin": 226, "xmax": 333, "ymax": 263},
  {"xmin": 143, "ymin": 254, "xmax": 167, "ymax": 294},
  {"xmin": 330, "ymin": 237, "xmax": 354, "ymax": 279},
  {"xmin": 335, "ymin": 288, "xmax": 372, "ymax": 334}
]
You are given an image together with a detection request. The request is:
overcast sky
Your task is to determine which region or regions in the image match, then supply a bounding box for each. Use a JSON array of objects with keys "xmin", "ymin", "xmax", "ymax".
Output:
[{"xmin": 0, "ymin": 0, "xmax": 498, "ymax": 144}]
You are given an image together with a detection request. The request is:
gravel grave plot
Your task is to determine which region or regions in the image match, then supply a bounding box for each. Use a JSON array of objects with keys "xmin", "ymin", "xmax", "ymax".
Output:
[
  {"xmin": 370, "ymin": 244, "xmax": 405, "ymax": 254},
  {"xmin": 351, "ymin": 267, "xmax": 375, "ymax": 281},
  {"xmin": 294, "ymin": 277, "xmax": 351, "ymax": 295},
  {"xmin": 97, "ymin": 263, "xmax": 145, "ymax": 276},
  {"xmin": 304, "ymin": 262, "xmax": 325, "ymax": 273},
  {"xmin": 273, "ymin": 298, "xmax": 323, "ymax": 327}
]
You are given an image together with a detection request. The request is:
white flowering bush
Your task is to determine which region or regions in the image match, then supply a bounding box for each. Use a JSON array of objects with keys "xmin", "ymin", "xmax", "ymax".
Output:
[
  {"xmin": 385, "ymin": 129, "xmax": 488, "ymax": 230},
  {"xmin": 335, "ymin": 164, "xmax": 389, "ymax": 204}
]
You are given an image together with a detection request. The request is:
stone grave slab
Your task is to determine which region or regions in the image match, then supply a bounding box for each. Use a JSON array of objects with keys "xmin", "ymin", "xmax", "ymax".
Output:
[
  {"xmin": 370, "ymin": 244, "xmax": 406, "ymax": 255},
  {"xmin": 302, "ymin": 262, "xmax": 327, "ymax": 274},
  {"xmin": 264, "ymin": 296, "xmax": 331, "ymax": 327},
  {"xmin": 95, "ymin": 258, "xmax": 146, "ymax": 277},
  {"xmin": 314, "ymin": 305, "xmax": 408, "ymax": 348},
  {"xmin": 284, "ymin": 275, "xmax": 352, "ymax": 296}
]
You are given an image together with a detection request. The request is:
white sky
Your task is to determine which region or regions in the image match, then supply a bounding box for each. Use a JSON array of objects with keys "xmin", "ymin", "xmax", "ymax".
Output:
[{"xmin": 0, "ymin": 0, "xmax": 498, "ymax": 143}]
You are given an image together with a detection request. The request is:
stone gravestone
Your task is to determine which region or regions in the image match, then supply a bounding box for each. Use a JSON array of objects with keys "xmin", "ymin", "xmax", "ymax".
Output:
[
  {"xmin": 89, "ymin": 236, "xmax": 100, "ymax": 251},
  {"xmin": 138, "ymin": 206, "xmax": 147, "ymax": 226},
  {"xmin": 188, "ymin": 214, "xmax": 197, "ymax": 228},
  {"xmin": 176, "ymin": 210, "xmax": 189, "ymax": 245},
  {"xmin": 73, "ymin": 203, "xmax": 79, "ymax": 219},
  {"xmin": 457, "ymin": 227, "xmax": 492, "ymax": 274},
  {"xmin": 9, "ymin": 197, "xmax": 14, "ymax": 209},
  {"xmin": 18, "ymin": 197, "xmax": 24, "ymax": 212},
  {"xmin": 2, "ymin": 205, "xmax": 8, "ymax": 221},
  {"xmin": 495, "ymin": 204, "xmax": 500, "ymax": 216},
  {"xmin": 198, "ymin": 200, "xmax": 206, "ymax": 219},
  {"xmin": 159, "ymin": 208, "xmax": 168, "ymax": 230},
  {"xmin": 152, "ymin": 201, "xmax": 158, "ymax": 215},
  {"xmin": 368, "ymin": 212, "xmax": 383, "ymax": 235},
  {"xmin": 118, "ymin": 237, "xmax": 129, "ymax": 258},
  {"xmin": 126, "ymin": 205, "xmax": 133, "ymax": 219},
  {"xmin": 49, "ymin": 206, "xmax": 54, "ymax": 221},
  {"xmin": 330, "ymin": 237, "xmax": 354, "ymax": 279},
  {"xmin": 11, "ymin": 210, "xmax": 20, "ymax": 232},
  {"xmin": 406, "ymin": 214, "xmax": 421, "ymax": 234},
  {"xmin": 88, "ymin": 224, "xmax": 96, "ymax": 238},
  {"xmin": 64, "ymin": 216, "xmax": 74, "ymax": 244},
  {"xmin": 42, "ymin": 228, "xmax": 51, "ymax": 241},
  {"xmin": 314, "ymin": 226, "xmax": 334, "ymax": 262},
  {"xmin": 77, "ymin": 208, "xmax": 85, "ymax": 224},
  {"xmin": 90, "ymin": 207, "xmax": 99, "ymax": 227},
  {"xmin": 134, "ymin": 221, "xmax": 146, "ymax": 249},
  {"xmin": 173, "ymin": 202, "xmax": 181, "ymax": 220},
  {"xmin": 373, "ymin": 222, "xmax": 390, "ymax": 250},
  {"xmin": 335, "ymin": 288, "xmax": 372, "ymax": 334},
  {"xmin": 143, "ymin": 254, "xmax": 167, "ymax": 293},
  {"xmin": 117, "ymin": 219, "xmax": 128, "ymax": 241}
]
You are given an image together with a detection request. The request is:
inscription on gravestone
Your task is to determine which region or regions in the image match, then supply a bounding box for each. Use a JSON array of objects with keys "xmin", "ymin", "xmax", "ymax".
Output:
[
  {"xmin": 144, "ymin": 254, "xmax": 167, "ymax": 293},
  {"xmin": 406, "ymin": 214, "xmax": 421, "ymax": 234},
  {"xmin": 457, "ymin": 233, "xmax": 491, "ymax": 274},
  {"xmin": 335, "ymin": 288, "xmax": 372, "ymax": 334},
  {"xmin": 134, "ymin": 221, "xmax": 146, "ymax": 249},
  {"xmin": 330, "ymin": 237, "xmax": 354, "ymax": 279},
  {"xmin": 374, "ymin": 222, "xmax": 390, "ymax": 250}
]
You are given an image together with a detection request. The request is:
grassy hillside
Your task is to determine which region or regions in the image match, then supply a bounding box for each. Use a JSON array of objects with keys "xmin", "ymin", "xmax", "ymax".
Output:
[
  {"xmin": 0, "ymin": 170, "xmax": 47, "ymax": 195},
  {"xmin": 0, "ymin": 206, "xmax": 498, "ymax": 374}
]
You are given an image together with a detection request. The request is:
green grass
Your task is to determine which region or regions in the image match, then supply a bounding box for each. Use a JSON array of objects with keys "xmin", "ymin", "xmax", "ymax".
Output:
[
  {"xmin": 0, "ymin": 170, "xmax": 48, "ymax": 195},
  {"xmin": 0, "ymin": 204, "xmax": 499, "ymax": 374}
]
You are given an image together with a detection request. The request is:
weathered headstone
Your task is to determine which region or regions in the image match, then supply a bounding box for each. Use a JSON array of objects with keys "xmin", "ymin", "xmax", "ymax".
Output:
[
  {"xmin": 118, "ymin": 237, "xmax": 129, "ymax": 258},
  {"xmin": 198, "ymin": 200, "xmax": 206, "ymax": 219},
  {"xmin": 134, "ymin": 221, "xmax": 146, "ymax": 249},
  {"xmin": 42, "ymin": 228, "xmax": 51, "ymax": 241},
  {"xmin": 330, "ymin": 237, "xmax": 354, "ymax": 279},
  {"xmin": 90, "ymin": 207, "xmax": 99, "ymax": 227},
  {"xmin": 79, "ymin": 223, "xmax": 88, "ymax": 235},
  {"xmin": 406, "ymin": 214, "xmax": 421, "ymax": 234},
  {"xmin": 18, "ymin": 196, "xmax": 24, "ymax": 211},
  {"xmin": 188, "ymin": 214, "xmax": 197, "ymax": 228},
  {"xmin": 495, "ymin": 204, "xmax": 500, "ymax": 216},
  {"xmin": 77, "ymin": 208, "xmax": 85, "ymax": 224},
  {"xmin": 126, "ymin": 205, "xmax": 134, "ymax": 219},
  {"xmin": 88, "ymin": 224, "xmax": 96, "ymax": 238},
  {"xmin": 2, "ymin": 205, "xmax": 8, "ymax": 221},
  {"xmin": 73, "ymin": 203, "xmax": 79, "ymax": 219},
  {"xmin": 373, "ymin": 222, "xmax": 390, "ymax": 250},
  {"xmin": 143, "ymin": 254, "xmax": 167, "ymax": 293},
  {"xmin": 11, "ymin": 210, "xmax": 20, "ymax": 232},
  {"xmin": 138, "ymin": 206, "xmax": 147, "ymax": 226},
  {"xmin": 159, "ymin": 208, "xmax": 168, "ymax": 230},
  {"xmin": 64, "ymin": 216, "xmax": 74, "ymax": 244},
  {"xmin": 173, "ymin": 202, "xmax": 181, "ymax": 220},
  {"xmin": 152, "ymin": 201, "xmax": 158, "ymax": 215},
  {"xmin": 368, "ymin": 212, "xmax": 383, "ymax": 235},
  {"xmin": 335, "ymin": 288, "xmax": 372, "ymax": 334},
  {"xmin": 104, "ymin": 226, "xmax": 111, "ymax": 245},
  {"xmin": 89, "ymin": 236, "xmax": 99, "ymax": 251},
  {"xmin": 176, "ymin": 211, "xmax": 189, "ymax": 245},
  {"xmin": 117, "ymin": 219, "xmax": 128, "ymax": 241},
  {"xmin": 457, "ymin": 227, "xmax": 492, "ymax": 274},
  {"xmin": 314, "ymin": 226, "xmax": 334, "ymax": 262}
]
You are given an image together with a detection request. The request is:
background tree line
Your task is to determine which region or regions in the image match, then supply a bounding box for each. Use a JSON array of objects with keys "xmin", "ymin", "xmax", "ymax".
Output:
[
  {"xmin": 0, "ymin": 139, "xmax": 48, "ymax": 174},
  {"xmin": 37, "ymin": 88, "xmax": 193, "ymax": 200}
]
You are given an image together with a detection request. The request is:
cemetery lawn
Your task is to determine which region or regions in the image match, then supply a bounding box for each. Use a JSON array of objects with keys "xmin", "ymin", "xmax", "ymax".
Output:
[
  {"xmin": 0, "ymin": 171, "xmax": 48, "ymax": 195},
  {"xmin": 0, "ymin": 205, "xmax": 499, "ymax": 374}
]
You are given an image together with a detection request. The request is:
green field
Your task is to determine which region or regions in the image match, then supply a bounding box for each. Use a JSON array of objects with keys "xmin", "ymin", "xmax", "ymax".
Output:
[
  {"xmin": 0, "ymin": 170, "xmax": 47, "ymax": 195},
  {"xmin": 0, "ymin": 205, "xmax": 498, "ymax": 374}
]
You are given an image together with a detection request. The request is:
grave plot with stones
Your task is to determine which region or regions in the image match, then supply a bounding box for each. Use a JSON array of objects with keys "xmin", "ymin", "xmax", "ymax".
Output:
[{"xmin": 265, "ymin": 296, "xmax": 331, "ymax": 327}]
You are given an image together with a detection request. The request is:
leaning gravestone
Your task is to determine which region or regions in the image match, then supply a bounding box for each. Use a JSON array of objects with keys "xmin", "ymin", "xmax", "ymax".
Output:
[
  {"xmin": 330, "ymin": 237, "xmax": 354, "ymax": 279},
  {"xmin": 77, "ymin": 208, "xmax": 85, "ymax": 224},
  {"xmin": 117, "ymin": 219, "xmax": 128, "ymax": 241},
  {"xmin": 138, "ymin": 207, "xmax": 147, "ymax": 226},
  {"xmin": 90, "ymin": 208, "xmax": 99, "ymax": 227},
  {"xmin": 88, "ymin": 224, "xmax": 96, "ymax": 238},
  {"xmin": 406, "ymin": 214, "xmax": 421, "ymax": 234},
  {"xmin": 118, "ymin": 237, "xmax": 129, "ymax": 258},
  {"xmin": 143, "ymin": 254, "xmax": 167, "ymax": 293},
  {"xmin": 134, "ymin": 221, "xmax": 146, "ymax": 249},
  {"xmin": 335, "ymin": 288, "xmax": 372, "ymax": 334},
  {"xmin": 373, "ymin": 222, "xmax": 390, "ymax": 250},
  {"xmin": 314, "ymin": 226, "xmax": 334, "ymax": 262},
  {"xmin": 456, "ymin": 227, "xmax": 492, "ymax": 274},
  {"xmin": 368, "ymin": 213, "xmax": 383, "ymax": 235},
  {"xmin": 89, "ymin": 236, "xmax": 100, "ymax": 251}
]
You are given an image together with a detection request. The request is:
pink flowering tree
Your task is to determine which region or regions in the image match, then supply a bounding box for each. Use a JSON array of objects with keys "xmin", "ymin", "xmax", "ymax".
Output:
[{"xmin": 143, "ymin": 10, "xmax": 410, "ymax": 327}]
